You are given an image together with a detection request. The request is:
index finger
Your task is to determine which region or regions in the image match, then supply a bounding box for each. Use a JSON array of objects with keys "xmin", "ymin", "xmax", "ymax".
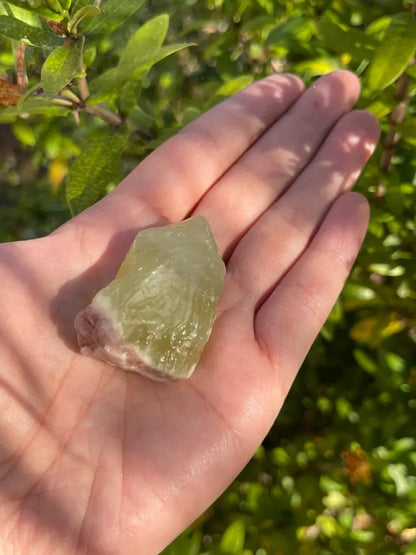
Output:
[{"xmin": 69, "ymin": 74, "xmax": 304, "ymax": 239}]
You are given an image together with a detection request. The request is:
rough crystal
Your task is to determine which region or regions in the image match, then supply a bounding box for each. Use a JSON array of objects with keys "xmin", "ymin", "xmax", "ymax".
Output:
[{"xmin": 74, "ymin": 216, "xmax": 225, "ymax": 381}]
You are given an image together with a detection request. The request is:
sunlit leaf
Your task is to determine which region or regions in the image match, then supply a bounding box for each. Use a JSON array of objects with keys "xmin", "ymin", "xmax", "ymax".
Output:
[
  {"xmin": 11, "ymin": 118, "xmax": 35, "ymax": 145},
  {"xmin": 89, "ymin": 39, "xmax": 191, "ymax": 98},
  {"xmin": 367, "ymin": 13, "xmax": 416, "ymax": 91},
  {"xmin": 219, "ymin": 520, "xmax": 246, "ymax": 554},
  {"xmin": 83, "ymin": 0, "xmax": 145, "ymax": 35},
  {"xmin": 67, "ymin": 4, "xmax": 100, "ymax": 34},
  {"xmin": 5, "ymin": 0, "xmax": 66, "ymax": 20},
  {"xmin": 266, "ymin": 16, "xmax": 315, "ymax": 46},
  {"xmin": 48, "ymin": 156, "xmax": 68, "ymax": 189},
  {"xmin": 0, "ymin": 15, "xmax": 62, "ymax": 47},
  {"xmin": 353, "ymin": 348, "xmax": 378, "ymax": 374},
  {"xmin": 214, "ymin": 75, "xmax": 254, "ymax": 96},
  {"xmin": 317, "ymin": 20, "xmax": 377, "ymax": 58}
]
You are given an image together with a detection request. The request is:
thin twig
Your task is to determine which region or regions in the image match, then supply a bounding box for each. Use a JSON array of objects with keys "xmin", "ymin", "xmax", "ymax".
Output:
[
  {"xmin": 77, "ymin": 74, "xmax": 90, "ymax": 103},
  {"xmin": 83, "ymin": 104, "xmax": 154, "ymax": 141},
  {"xmin": 379, "ymin": 72, "xmax": 411, "ymax": 172},
  {"xmin": 15, "ymin": 43, "xmax": 28, "ymax": 92},
  {"xmin": 83, "ymin": 104, "xmax": 123, "ymax": 125},
  {"xmin": 379, "ymin": 1, "xmax": 416, "ymax": 173},
  {"xmin": 77, "ymin": 59, "xmax": 90, "ymax": 102}
]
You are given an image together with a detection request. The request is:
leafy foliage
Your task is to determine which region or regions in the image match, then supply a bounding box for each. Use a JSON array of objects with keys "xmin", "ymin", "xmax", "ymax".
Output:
[
  {"xmin": 1, "ymin": 0, "xmax": 416, "ymax": 553},
  {"xmin": 41, "ymin": 36, "xmax": 84, "ymax": 96},
  {"xmin": 66, "ymin": 122, "xmax": 129, "ymax": 214}
]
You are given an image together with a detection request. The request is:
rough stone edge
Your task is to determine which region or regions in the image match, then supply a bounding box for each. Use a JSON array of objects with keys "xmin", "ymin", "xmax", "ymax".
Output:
[{"xmin": 74, "ymin": 305, "xmax": 175, "ymax": 382}]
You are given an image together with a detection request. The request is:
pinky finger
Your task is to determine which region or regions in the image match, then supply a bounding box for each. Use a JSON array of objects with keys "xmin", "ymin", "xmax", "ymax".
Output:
[{"xmin": 254, "ymin": 192, "xmax": 370, "ymax": 397}]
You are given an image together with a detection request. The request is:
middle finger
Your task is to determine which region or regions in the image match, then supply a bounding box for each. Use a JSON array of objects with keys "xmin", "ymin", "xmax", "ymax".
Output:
[{"xmin": 194, "ymin": 70, "xmax": 361, "ymax": 258}]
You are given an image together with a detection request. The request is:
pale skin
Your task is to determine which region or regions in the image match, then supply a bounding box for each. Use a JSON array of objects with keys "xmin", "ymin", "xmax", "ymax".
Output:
[{"xmin": 0, "ymin": 70, "xmax": 380, "ymax": 554}]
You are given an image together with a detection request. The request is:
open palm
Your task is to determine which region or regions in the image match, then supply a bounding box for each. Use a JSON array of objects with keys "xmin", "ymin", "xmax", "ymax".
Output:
[{"xmin": 0, "ymin": 71, "xmax": 379, "ymax": 554}]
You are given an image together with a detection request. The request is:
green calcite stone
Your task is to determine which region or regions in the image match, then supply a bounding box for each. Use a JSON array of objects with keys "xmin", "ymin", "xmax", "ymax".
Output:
[{"xmin": 75, "ymin": 216, "xmax": 225, "ymax": 381}]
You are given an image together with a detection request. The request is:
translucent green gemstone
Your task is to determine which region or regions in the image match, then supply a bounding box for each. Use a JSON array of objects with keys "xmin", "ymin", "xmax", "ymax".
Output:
[{"xmin": 74, "ymin": 216, "xmax": 225, "ymax": 381}]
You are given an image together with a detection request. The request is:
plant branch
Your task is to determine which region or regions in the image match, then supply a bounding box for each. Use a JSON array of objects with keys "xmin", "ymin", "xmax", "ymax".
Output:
[
  {"xmin": 83, "ymin": 104, "xmax": 123, "ymax": 125},
  {"xmin": 82, "ymin": 104, "xmax": 154, "ymax": 141},
  {"xmin": 379, "ymin": 71, "xmax": 411, "ymax": 172},
  {"xmin": 379, "ymin": 1, "xmax": 416, "ymax": 173},
  {"xmin": 73, "ymin": 60, "xmax": 152, "ymax": 141},
  {"xmin": 15, "ymin": 42, "xmax": 28, "ymax": 93},
  {"xmin": 77, "ymin": 55, "xmax": 90, "ymax": 102}
]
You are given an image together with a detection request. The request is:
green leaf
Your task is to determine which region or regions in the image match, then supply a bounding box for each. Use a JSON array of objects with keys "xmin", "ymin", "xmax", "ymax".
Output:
[
  {"xmin": 0, "ymin": 2, "xmax": 42, "ymax": 25},
  {"xmin": 385, "ymin": 352, "xmax": 406, "ymax": 373},
  {"xmin": 89, "ymin": 39, "xmax": 191, "ymax": 99},
  {"xmin": 388, "ymin": 463, "xmax": 410, "ymax": 496},
  {"xmin": 398, "ymin": 119, "xmax": 416, "ymax": 146},
  {"xmin": 66, "ymin": 124, "xmax": 129, "ymax": 214},
  {"xmin": 219, "ymin": 520, "xmax": 246, "ymax": 555},
  {"xmin": 0, "ymin": 97, "xmax": 71, "ymax": 122},
  {"xmin": 317, "ymin": 20, "xmax": 377, "ymax": 58},
  {"xmin": 161, "ymin": 530, "xmax": 201, "ymax": 555},
  {"xmin": 0, "ymin": 15, "xmax": 62, "ymax": 47},
  {"xmin": 294, "ymin": 57, "xmax": 338, "ymax": 77},
  {"xmin": 266, "ymin": 16, "xmax": 315, "ymax": 47},
  {"xmin": 83, "ymin": 0, "xmax": 145, "ymax": 35},
  {"xmin": 128, "ymin": 104, "xmax": 157, "ymax": 131},
  {"xmin": 392, "ymin": 437, "xmax": 416, "ymax": 453},
  {"xmin": 214, "ymin": 75, "xmax": 254, "ymax": 97},
  {"xmin": 206, "ymin": 75, "xmax": 254, "ymax": 109},
  {"xmin": 41, "ymin": 37, "xmax": 84, "ymax": 96},
  {"xmin": 44, "ymin": 0, "xmax": 64, "ymax": 15},
  {"xmin": 88, "ymin": 14, "xmax": 170, "ymax": 97},
  {"xmin": 119, "ymin": 13, "xmax": 169, "ymax": 70},
  {"xmin": 67, "ymin": 5, "xmax": 100, "ymax": 35},
  {"xmin": 320, "ymin": 475, "xmax": 344, "ymax": 493},
  {"xmin": 353, "ymin": 348, "xmax": 378, "ymax": 374},
  {"xmin": 119, "ymin": 80, "xmax": 142, "ymax": 116},
  {"xmin": 181, "ymin": 106, "xmax": 201, "ymax": 125},
  {"xmin": 5, "ymin": 0, "xmax": 66, "ymax": 20},
  {"xmin": 11, "ymin": 118, "xmax": 36, "ymax": 145},
  {"xmin": 367, "ymin": 13, "xmax": 416, "ymax": 91}
]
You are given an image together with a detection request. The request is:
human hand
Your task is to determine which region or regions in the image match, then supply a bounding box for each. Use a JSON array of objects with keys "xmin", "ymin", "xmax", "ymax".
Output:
[{"xmin": 0, "ymin": 70, "xmax": 379, "ymax": 554}]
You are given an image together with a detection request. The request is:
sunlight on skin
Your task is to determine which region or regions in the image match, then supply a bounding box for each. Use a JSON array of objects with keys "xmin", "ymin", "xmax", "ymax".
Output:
[{"xmin": 0, "ymin": 71, "xmax": 380, "ymax": 554}]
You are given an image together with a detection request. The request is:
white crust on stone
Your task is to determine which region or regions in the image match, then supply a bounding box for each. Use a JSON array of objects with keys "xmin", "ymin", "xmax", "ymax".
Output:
[{"xmin": 74, "ymin": 305, "xmax": 175, "ymax": 382}]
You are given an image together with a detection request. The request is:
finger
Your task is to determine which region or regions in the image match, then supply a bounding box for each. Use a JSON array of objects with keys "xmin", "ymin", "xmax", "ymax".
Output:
[
  {"xmin": 70, "ymin": 74, "xmax": 305, "ymax": 236},
  {"xmin": 194, "ymin": 70, "xmax": 362, "ymax": 257},
  {"xmin": 254, "ymin": 192, "xmax": 369, "ymax": 397},
  {"xmin": 225, "ymin": 110, "xmax": 379, "ymax": 307}
]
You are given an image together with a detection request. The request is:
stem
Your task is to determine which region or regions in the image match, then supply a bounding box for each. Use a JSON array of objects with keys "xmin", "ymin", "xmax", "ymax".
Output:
[
  {"xmin": 77, "ymin": 55, "xmax": 90, "ymax": 102},
  {"xmin": 83, "ymin": 105, "xmax": 154, "ymax": 141},
  {"xmin": 75, "ymin": 60, "xmax": 152, "ymax": 141},
  {"xmin": 15, "ymin": 42, "xmax": 28, "ymax": 92},
  {"xmin": 379, "ymin": 1, "xmax": 416, "ymax": 173},
  {"xmin": 83, "ymin": 104, "xmax": 123, "ymax": 125},
  {"xmin": 379, "ymin": 72, "xmax": 411, "ymax": 172},
  {"xmin": 77, "ymin": 74, "xmax": 90, "ymax": 103}
]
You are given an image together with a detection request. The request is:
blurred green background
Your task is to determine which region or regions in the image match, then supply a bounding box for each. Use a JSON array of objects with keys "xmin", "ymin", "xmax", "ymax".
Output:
[{"xmin": 1, "ymin": 0, "xmax": 416, "ymax": 553}]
